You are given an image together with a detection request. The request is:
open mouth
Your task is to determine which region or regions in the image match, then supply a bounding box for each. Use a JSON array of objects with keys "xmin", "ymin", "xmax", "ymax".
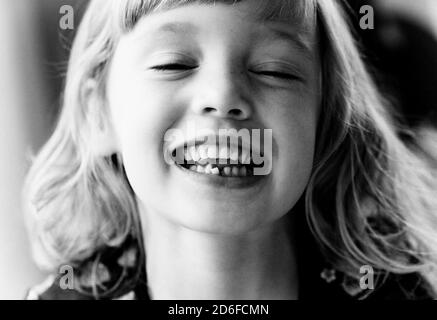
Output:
[{"xmin": 170, "ymin": 140, "xmax": 265, "ymax": 178}]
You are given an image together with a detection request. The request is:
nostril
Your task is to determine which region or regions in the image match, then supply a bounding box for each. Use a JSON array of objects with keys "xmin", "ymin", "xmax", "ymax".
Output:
[
  {"xmin": 201, "ymin": 106, "xmax": 246, "ymax": 119},
  {"xmin": 228, "ymin": 109, "xmax": 243, "ymax": 118}
]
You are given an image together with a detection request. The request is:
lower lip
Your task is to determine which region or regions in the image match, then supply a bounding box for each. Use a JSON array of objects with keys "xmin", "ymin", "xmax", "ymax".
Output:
[{"xmin": 172, "ymin": 162, "xmax": 269, "ymax": 190}]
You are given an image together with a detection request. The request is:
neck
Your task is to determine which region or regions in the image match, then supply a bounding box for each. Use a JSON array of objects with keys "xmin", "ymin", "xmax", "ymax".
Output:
[{"xmin": 141, "ymin": 207, "xmax": 298, "ymax": 300}]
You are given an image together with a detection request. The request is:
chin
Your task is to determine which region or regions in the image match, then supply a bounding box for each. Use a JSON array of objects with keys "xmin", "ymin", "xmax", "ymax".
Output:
[{"xmin": 163, "ymin": 195, "xmax": 278, "ymax": 235}]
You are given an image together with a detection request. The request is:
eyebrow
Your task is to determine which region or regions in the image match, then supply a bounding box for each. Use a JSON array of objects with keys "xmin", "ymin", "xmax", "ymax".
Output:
[
  {"xmin": 153, "ymin": 22, "xmax": 199, "ymax": 37},
  {"xmin": 148, "ymin": 21, "xmax": 314, "ymax": 61}
]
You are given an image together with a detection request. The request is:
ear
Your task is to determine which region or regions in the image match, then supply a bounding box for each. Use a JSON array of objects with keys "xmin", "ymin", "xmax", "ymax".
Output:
[{"xmin": 83, "ymin": 79, "xmax": 120, "ymax": 157}]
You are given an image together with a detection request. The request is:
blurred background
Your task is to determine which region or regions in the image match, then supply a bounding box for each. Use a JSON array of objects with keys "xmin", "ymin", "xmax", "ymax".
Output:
[
  {"xmin": 0, "ymin": 0, "xmax": 85, "ymax": 299},
  {"xmin": 0, "ymin": 0, "xmax": 436, "ymax": 299}
]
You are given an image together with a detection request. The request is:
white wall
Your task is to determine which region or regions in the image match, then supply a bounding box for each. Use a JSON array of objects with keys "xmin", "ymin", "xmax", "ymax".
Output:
[{"xmin": 0, "ymin": 0, "xmax": 50, "ymax": 299}]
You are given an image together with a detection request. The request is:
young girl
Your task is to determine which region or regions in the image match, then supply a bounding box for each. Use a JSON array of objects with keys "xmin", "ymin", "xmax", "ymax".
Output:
[{"xmin": 24, "ymin": 0, "xmax": 437, "ymax": 300}]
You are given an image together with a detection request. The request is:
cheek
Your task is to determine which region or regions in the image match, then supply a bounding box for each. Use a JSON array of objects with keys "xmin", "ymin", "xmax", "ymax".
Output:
[
  {"xmin": 109, "ymin": 69, "xmax": 177, "ymax": 152},
  {"xmin": 266, "ymin": 96, "xmax": 318, "ymax": 211},
  {"xmin": 280, "ymin": 120, "xmax": 316, "ymax": 179},
  {"xmin": 107, "ymin": 49, "xmax": 180, "ymax": 152},
  {"xmin": 107, "ymin": 74, "xmax": 179, "ymax": 194}
]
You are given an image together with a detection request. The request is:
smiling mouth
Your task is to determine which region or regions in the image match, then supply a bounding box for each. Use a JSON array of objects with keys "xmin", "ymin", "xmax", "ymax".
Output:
[{"xmin": 171, "ymin": 142, "xmax": 265, "ymax": 178}]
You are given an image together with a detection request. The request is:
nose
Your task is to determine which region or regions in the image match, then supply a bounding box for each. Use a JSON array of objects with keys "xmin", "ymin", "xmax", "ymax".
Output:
[{"xmin": 190, "ymin": 68, "xmax": 253, "ymax": 121}]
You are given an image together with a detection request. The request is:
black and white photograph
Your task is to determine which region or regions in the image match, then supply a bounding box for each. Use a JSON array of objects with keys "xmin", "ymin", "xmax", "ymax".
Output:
[{"xmin": 1, "ymin": 0, "xmax": 437, "ymax": 307}]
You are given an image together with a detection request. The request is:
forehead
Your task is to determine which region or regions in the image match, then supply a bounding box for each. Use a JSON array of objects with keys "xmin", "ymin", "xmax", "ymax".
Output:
[
  {"xmin": 112, "ymin": 0, "xmax": 318, "ymax": 62},
  {"xmin": 117, "ymin": 0, "xmax": 317, "ymax": 33}
]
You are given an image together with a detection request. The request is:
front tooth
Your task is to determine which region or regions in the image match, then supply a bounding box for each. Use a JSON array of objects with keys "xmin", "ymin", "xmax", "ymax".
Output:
[
  {"xmin": 232, "ymin": 166, "xmax": 239, "ymax": 177},
  {"xmin": 223, "ymin": 167, "xmax": 231, "ymax": 176},
  {"xmin": 189, "ymin": 165, "xmax": 197, "ymax": 171},
  {"xmin": 198, "ymin": 145, "xmax": 208, "ymax": 159},
  {"xmin": 219, "ymin": 146, "xmax": 229, "ymax": 158},
  {"xmin": 240, "ymin": 149, "xmax": 250, "ymax": 164},
  {"xmin": 218, "ymin": 146, "xmax": 229, "ymax": 164},
  {"xmin": 197, "ymin": 166, "xmax": 205, "ymax": 173},
  {"xmin": 190, "ymin": 146, "xmax": 200, "ymax": 161},
  {"xmin": 230, "ymin": 146, "xmax": 239, "ymax": 163},
  {"xmin": 205, "ymin": 163, "xmax": 212, "ymax": 174},
  {"xmin": 207, "ymin": 145, "xmax": 218, "ymax": 159}
]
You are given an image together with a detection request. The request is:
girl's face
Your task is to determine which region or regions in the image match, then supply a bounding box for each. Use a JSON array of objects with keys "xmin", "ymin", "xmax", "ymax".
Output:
[{"xmin": 106, "ymin": 0, "xmax": 321, "ymax": 234}]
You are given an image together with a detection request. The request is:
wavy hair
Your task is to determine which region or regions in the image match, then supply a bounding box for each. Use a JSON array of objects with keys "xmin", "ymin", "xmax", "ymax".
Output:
[{"xmin": 23, "ymin": 0, "xmax": 437, "ymax": 298}]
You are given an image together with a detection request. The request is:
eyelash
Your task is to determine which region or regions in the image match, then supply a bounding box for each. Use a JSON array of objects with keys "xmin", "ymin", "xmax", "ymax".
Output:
[
  {"xmin": 253, "ymin": 70, "xmax": 300, "ymax": 81},
  {"xmin": 151, "ymin": 64, "xmax": 301, "ymax": 82},
  {"xmin": 151, "ymin": 63, "xmax": 196, "ymax": 71}
]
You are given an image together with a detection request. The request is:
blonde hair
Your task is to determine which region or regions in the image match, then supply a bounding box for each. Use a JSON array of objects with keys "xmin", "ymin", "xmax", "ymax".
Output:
[{"xmin": 23, "ymin": 0, "xmax": 437, "ymax": 298}]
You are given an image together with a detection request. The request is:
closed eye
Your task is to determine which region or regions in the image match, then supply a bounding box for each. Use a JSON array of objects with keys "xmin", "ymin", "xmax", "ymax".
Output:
[
  {"xmin": 254, "ymin": 70, "xmax": 301, "ymax": 81},
  {"xmin": 151, "ymin": 63, "xmax": 197, "ymax": 71}
]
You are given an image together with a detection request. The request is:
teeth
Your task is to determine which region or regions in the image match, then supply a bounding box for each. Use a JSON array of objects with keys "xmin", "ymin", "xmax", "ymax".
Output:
[
  {"xmin": 223, "ymin": 167, "xmax": 231, "ymax": 176},
  {"xmin": 240, "ymin": 149, "xmax": 250, "ymax": 164},
  {"xmin": 185, "ymin": 148, "xmax": 193, "ymax": 161},
  {"xmin": 190, "ymin": 146, "xmax": 200, "ymax": 161},
  {"xmin": 198, "ymin": 145, "xmax": 208, "ymax": 160},
  {"xmin": 181, "ymin": 144, "xmax": 253, "ymax": 167},
  {"xmin": 197, "ymin": 158, "xmax": 209, "ymax": 165},
  {"xmin": 186, "ymin": 164, "xmax": 250, "ymax": 177},
  {"xmin": 230, "ymin": 146, "xmax": 239, "ymax": 163},
  {"xmin": 207, "ymin": 146, "xmax": 218, "ymax": 159},
  {"xmin": 218, "ymin": 146, "xmax": 229, "ymax": 161},
  {"xmin": 205, "ymin": 163, "xmax": 212, "ymax": 174}
]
